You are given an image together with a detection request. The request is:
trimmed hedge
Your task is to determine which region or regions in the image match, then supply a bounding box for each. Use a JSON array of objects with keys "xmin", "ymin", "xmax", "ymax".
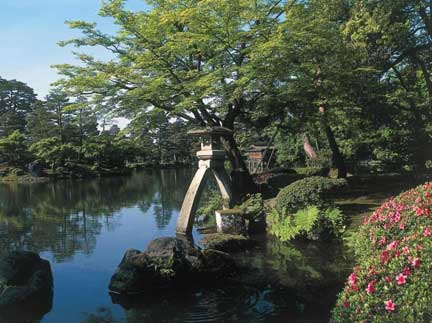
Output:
[
  {"xmin": 275, "ymin": 176, "xmax": 347, "ymax": 213},
  {"xmin": 295, "ymin": 167, "xmax": 330, "ymax": 177},
  {"xmin": 332, "ymin": 182, "xmax": 432, "ymax": 322}
]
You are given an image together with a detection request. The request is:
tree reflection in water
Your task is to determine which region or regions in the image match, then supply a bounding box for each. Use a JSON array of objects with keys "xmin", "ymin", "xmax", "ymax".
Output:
[
  {"xmin": 0, "ymin": 170, "xmax": 352, "ymax": 322},
  {"xmin": 0, "ymin": 169, "xmax": 191, "ymax": 262}
]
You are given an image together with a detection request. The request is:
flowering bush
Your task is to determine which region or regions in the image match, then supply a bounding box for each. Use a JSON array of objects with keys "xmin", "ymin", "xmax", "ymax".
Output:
[{"xmin": 332, "ymin": 182, "xmax": 432, "ymax": 322}]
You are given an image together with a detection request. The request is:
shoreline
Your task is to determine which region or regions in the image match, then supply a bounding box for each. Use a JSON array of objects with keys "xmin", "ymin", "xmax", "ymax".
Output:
[{"xmin": 0, "ymin": 164, "xmax": 194, "ymax": 184}]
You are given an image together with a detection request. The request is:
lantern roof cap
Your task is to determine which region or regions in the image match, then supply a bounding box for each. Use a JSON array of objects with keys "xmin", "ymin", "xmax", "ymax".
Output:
[{"xmin": 188, "ymin": 126, "xmax": 233, "ymax": 137}]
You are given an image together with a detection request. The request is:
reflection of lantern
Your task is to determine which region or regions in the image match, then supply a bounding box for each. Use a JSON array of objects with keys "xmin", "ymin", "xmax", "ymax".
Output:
[{"xmin": 176, "ymin": 127, "xmax": 234, "ymax": 235}]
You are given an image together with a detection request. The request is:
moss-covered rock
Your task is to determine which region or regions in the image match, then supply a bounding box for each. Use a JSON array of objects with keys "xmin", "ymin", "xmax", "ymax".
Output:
[
  {"xmin": 109, "ymin": 237, "xmax": 238, "ymax": 295},
  {"xmin": 200, "ymin": 234, "xmax": 255, "ymax": 253},
  {"xmin": 0, "ymin": 251, "xmax": 53, "ymax": 308}
]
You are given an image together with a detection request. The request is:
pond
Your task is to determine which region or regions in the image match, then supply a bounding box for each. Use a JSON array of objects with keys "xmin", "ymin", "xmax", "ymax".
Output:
[{"xmin": 0, "ymin": 169, "xmax": 353, "ymax": 323}]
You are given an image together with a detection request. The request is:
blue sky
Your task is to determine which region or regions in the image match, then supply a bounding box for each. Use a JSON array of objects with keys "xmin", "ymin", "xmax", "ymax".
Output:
[{"xmin": 0, "ymin": 0, "xmax": 148, "ymax": 99}]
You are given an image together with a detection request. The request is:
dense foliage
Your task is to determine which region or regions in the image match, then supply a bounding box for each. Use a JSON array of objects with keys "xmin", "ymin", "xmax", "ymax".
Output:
[
  {"xmin": 47, "ymin": 0, "xmax": 432, "ymax": 182},
  {"xmin": 332, "ymin": 183, "xmax": 432, "ymax": 322},
  {"xmin": 268, "ymin": 206, "xmax": 345, "ymax": 241},
  {"xmin": 269, "ymin": 177, "xmax": 347, "ymax": 240},
  {"xmin": 275, "ymin": 176, "xmax": 347, "ymax": 213},
  {"xmin": 2, "ymin": 0, "xmax": 432, "ymax": 179},
  {"xmin": 0, "ymin": 78, "xmax": 194, "ymax": 178}
]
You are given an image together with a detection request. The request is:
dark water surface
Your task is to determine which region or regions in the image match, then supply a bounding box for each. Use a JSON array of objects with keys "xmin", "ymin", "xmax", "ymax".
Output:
[{"xmin": 0, "ymin": 170, "xmax": 352, "ymax": 323}]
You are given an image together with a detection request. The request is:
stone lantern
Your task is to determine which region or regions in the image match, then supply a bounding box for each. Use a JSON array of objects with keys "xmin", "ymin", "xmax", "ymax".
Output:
[{"xmin": 176, "ymin": 127, "xmax": 234, "ymax": 235}]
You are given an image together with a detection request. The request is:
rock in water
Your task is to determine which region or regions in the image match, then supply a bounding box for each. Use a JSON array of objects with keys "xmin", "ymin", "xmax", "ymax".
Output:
[
  {"xmin": 109, "ymin": 237, "xmax": 238, "ymax": 295},
  {"xmin": 0, "ymin": 251, "xmax": 53, "ymax": 308}
]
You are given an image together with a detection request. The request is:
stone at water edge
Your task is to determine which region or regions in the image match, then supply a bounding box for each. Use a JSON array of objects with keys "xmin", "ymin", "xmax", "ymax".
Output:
[
  {"xmin": 109, "ymin": 237, "xmax": 238, "ymax": 295},
  {"xmin": 215, "ymin": 209, "xmax": 247, "ymax": 235},
  {"xmin": 199, "ymin": 234, "xmax": 255, "ymax": 253},
  {"xmin": 0, "ymin": 251, "xmax": 53, "ymax": 307}
]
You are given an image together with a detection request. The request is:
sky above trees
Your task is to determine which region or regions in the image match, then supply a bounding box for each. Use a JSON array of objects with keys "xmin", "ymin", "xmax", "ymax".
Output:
[{"xmin": 0, "ymin": 0, "xmax": 148, "ymax": 99}]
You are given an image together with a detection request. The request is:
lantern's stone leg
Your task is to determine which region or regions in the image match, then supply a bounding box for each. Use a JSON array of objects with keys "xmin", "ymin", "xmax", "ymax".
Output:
[
  {"xmin": 176, "ymin": 167, "xmax": 209, "ymax": 235},
  {"xmin": 211, "ymin": 168, "xmax": 233, "ymax": 208}
]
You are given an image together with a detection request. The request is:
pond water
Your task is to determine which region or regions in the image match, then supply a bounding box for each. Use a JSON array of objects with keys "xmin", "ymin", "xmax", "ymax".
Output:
[{"xmin": 0, "ymin": 170, "xmax": 353, "ymax": 323}]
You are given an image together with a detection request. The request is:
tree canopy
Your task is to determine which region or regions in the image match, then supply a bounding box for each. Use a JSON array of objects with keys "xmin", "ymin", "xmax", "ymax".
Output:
[{"xmin": 1, "ymin": 0, "xmax": 432, "ymax": 182}]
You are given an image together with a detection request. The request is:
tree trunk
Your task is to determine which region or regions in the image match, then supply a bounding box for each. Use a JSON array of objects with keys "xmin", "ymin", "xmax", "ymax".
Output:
[
  {"xmin": 220, "ymin": 134, "xmax": 257, "ymax": 201},
  {"xmin": 319, "ymin": 106, "xmax": 347, "ymax": 178},
  {"xmin": 303, "ymin": 133, "xmax": 318, "ymax": 159}
]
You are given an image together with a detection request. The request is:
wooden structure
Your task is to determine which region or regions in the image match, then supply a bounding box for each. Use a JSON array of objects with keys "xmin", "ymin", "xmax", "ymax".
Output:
[
  {"xmin": 176, "ymin": 127, "xmax": 234, "ymax": 235},
  {"xmin": 244, "ymin": 145, "xmax": 276, "ymax": 174}
]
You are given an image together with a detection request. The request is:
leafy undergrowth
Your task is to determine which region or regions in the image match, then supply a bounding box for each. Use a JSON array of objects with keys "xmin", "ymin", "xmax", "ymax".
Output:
[{"xmin": 332, "ymin": 183, "xmax": 432, "ymax": 322}]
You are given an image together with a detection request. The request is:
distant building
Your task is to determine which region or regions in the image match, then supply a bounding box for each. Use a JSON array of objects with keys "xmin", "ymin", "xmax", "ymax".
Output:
[{"xmin": 244, "ymin": 145, "xmax": 276, "ymax": 174}]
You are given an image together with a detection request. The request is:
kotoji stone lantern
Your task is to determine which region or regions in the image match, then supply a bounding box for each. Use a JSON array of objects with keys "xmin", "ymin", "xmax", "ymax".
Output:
[{"xmin": 176, "ymin": 127, "xmax": 234, "ymax": 235}]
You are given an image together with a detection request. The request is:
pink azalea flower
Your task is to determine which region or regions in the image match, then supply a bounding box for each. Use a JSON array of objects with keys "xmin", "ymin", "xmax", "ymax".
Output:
[
  {"xmin": 411, "ymin": 258, "xmax": 420, "ymax": 268},
  {"xmin": 381, "ymin": 250, "xmax": 389, "ymax": 264},
  {"xmin": 394, "ymin": 212, "xmax": 401, "ymax": 222},
  {"xmin": 378, "ymin": 236, "xmax": 386, "ymax": 245},
  {"xmin": 399, "ymin": 222, "xmax": 406, "ymax": 230},
  {"xmin": 386, "ymin": 240, "xmax": 399, "ymax": 250},
  {"xmin": 396, "ymin": 273, "xmax": 407, "ymax": 285},
  {"xmin": 403, "ymin": 267, "xmax": 411, "ymax": 276},
  {"xmin": 348, "ymin": 272, "xmax": 357, "ymax": 286},
  {"xmin": 366, "ymin": 281, "xmax": 375, "ymax": 294},
  {"xmin": 402, "ymin": 246, "xmax": 410, "ymax": 255},
  {"xmin": 384, "ymin": 299, "xmax": 396, "ymax": 311},
  {"xmin": 423, "ymin": 227, "xmax": 431, "ymax": 237},
  {"xmin": 385, "ymin": 276, "xmax": 391, "ymax": 283}
]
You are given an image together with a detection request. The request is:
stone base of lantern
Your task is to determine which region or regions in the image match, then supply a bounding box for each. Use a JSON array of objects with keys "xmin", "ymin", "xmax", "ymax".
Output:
[{"xmin": 215, "ymin": 209, "xmax": 246, "ymax": 235}]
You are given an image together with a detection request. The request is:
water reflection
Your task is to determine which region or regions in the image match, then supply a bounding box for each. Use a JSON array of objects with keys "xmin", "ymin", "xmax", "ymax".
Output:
[
  {"xmin": 107, "ymin": 238, "xmax": 352, "ymax": 323},
  {"xmin": 0, "ymin": 169, "xmax": 191, "ymax": 262},
  {"xmin": 0, "ymin": 170, "xmax": 351, "ymax": 322}
]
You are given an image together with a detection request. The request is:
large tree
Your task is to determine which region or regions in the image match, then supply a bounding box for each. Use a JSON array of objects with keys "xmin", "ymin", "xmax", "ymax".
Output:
[
  {"xmin": 346, "ymin": 0, "xmax": 432, "ymax": 106},
  {"xmin": 250, "ymin": 0, "xmax": 355, "ymax": 177},
  {"xmin": 54, "ymin": 0, "xmax": 287, "ymax": 194},
  {"xmin": 344, "ymin": 0, "xmax": 432, "ymax": 170},
  {"xmin": 0, "ymin": 77, "xmax": 37, "ymax": 137}
]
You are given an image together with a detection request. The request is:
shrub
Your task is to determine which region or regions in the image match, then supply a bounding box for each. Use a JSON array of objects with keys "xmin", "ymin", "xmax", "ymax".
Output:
[
  {"xmin": 268, "ymin": 206, "xmax": 346, "ymax": 241},
  {"xmin": 238, "ymin": 193, "xmax": 264, "ymax": 223},
  {"xmin": 307, "ymin": 150, "xmax": 332, "ymax": 169},
  {"xmin": 275, "ymin": 176, "xmax": 347, "ymax": 213},
  {"xmin": 332, "ymin": 182, "xmax": 432, "ymax": 323},
  {"xmin": 295, "ymin": 167, "xmax": 330, "ymax": 177},
  {"xmin": 196, "ymin": 190, "xmax": 224, "ymax": 227}
]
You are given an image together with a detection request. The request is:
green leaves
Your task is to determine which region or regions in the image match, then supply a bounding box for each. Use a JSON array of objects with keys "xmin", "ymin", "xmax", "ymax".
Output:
[
  {"xmin": 268, "ymin": 205, "xmax": 345, "ymax": 241},
  {"xmin": 0, "ymin": 130, "xmax": 30, "ymax": 166}
]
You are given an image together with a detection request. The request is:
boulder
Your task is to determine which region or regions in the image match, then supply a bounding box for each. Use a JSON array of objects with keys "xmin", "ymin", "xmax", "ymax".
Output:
[
  {"xmin": 199, "ymin": 234, "xmax": 255, "ymax": 253},
  {"xmin": 109, "ymin": 237, "xmax": 237, "ymax": 295},
  {"xmin": 0, "ymin": 251, "xmax": 53, "ymax": 308}
]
